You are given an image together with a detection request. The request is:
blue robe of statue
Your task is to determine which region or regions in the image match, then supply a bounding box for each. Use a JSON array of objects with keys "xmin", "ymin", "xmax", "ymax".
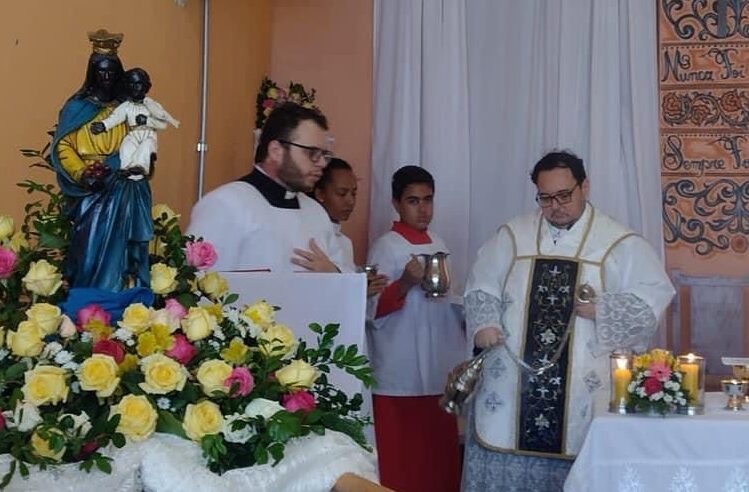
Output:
[{"xmin": 51, "ymin": 97, "xmax": 153, "ymax": 292}]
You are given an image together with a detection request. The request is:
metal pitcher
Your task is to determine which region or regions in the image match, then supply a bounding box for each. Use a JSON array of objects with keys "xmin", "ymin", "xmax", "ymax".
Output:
[{"xmin": 418, "ymin": 252, "xmax": 450, "ymax": 298}]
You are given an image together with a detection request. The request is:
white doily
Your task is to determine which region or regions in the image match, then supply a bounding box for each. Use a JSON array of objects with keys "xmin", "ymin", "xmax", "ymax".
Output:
[
  {"xmin": 140, "ymin": 431, "xmax": 378, "ymax": 492},
  {"xmin": 0, "ymin": 441, "xmax": 145, "ymax": 492}
]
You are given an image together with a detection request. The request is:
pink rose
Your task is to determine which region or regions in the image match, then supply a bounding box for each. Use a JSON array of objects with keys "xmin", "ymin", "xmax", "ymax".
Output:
[
  {"xmin": 0, "ymin": 411, "xmax": 6, "ymax": 432},
  {"xmin": 75, "ymin": 441, "xmax": 99, "ymax": 461},
  {"xmin": 225, "ymin": 367, "xmax": 255, "ymax": 397},
  {"xmin": 643, "ymin": 377, "xmax": 663, "ymax": 396},
  {"xmin": 282, "ymin": 391, "xmax": 316, "ymax": 413},
  {"xmin": 0, "ymin": 247, "xmax": 18, "ymax": 279},
  {"xmin": 164, "ymin": 298, "xmax": 188, "ymax": 320},
  {"xmin": 185, "ymin": 241, "xmax": 217, "ymax": 270},
  {"xmin": 649, "ymin": 362, "xmax": 672, "ymax": 382},
  {"xmin": 93, "ymin": 339, "xmax": 125, "ymax": 364},
  {"xmin": 77, "ymin": 304, "xmax": 111, "ymax": 328},
  {"xmin": 165, "ymin": 334, "xmax": 197, "ymax": 365}
]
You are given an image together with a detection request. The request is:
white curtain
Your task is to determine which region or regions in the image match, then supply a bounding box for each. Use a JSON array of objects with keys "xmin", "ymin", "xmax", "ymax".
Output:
[{"xmin": 371, "ymin": 0, "xmax": 663, "ymax": 297}]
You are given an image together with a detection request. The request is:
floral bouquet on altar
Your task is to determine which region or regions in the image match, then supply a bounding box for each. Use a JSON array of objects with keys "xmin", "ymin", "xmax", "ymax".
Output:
[
  {"xmin": 254, "ymin": 76, "xmax": 318, "ymax": 129},
  {"xmin": 0, "ymin": 148, "xmax": 373, "ymax": 488},
  {"xmin": 626, "ymin": 349, "xmax": 688, "ymax": 416}
]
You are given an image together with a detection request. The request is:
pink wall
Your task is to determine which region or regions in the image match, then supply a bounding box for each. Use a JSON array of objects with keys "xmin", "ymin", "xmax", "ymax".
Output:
[{"xmin": 269, "ymin": 0, "xmax": 374, "ymax": 265}]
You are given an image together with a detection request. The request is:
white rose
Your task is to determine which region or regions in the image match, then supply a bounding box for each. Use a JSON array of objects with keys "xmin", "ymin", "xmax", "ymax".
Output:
[
  {"xmin": 222, "ymin": 413, "xmax": 256, "ymax": 444},
  {"xmin": 13, "ymin": 401, "xmax": 42, "ymax": 432},
  {"xmin": 244, "ymin": 398, "xmax": 284, "ymax": 420},
  {"xmin": 663, "ymin": 394, "xmax": 673, "ymax": 403},
  {"xmin": 59, "ymin": 412, "xmax": 92, "ymax": 436}
]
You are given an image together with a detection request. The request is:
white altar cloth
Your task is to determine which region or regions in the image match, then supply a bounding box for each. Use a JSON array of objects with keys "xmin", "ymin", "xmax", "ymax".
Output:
[{"xmin": 565, "ymin": 392, "xmax": 749, "ymax": 491}]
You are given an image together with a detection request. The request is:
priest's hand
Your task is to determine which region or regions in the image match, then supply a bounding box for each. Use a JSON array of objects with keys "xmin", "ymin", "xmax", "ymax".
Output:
[
  {"xmin": 291, "ymin": 239, "xmax": 340, "ymax": 272},
  {"xmin": 366, "ymin": 273, "xmax": 388, "ymax": 297},
  {"xmin": 574, "ymin": 301, "xmax": 596, "ymax": 320},
  {"xmin": 474, "ymin": 326, "xmax": 504, "ymax": 349}
]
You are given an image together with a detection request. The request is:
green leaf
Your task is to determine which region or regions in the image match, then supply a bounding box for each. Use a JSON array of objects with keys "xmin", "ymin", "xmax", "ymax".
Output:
[
  {"xmin": 224, "ymin": 293, "xmax": 239, "ymax": 305},
  {"xmin": 156, "ymin": 410, "xmax": 188, "ymax": 439},
  {"xmin": 95, "ymin": 456, "xmax": 113, "ymax": 474}
]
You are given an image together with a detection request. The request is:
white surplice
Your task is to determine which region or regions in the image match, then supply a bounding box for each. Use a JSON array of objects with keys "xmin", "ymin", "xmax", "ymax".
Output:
[
  {"xmin": 367, "ymin": 228, "xmax": 465, "ymax": 396},
  {"xmin": 187, "ymin": 181, "xmax": 345, "ymax": 273}
]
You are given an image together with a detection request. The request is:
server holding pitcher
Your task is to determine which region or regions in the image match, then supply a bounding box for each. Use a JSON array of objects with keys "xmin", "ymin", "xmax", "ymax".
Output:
[{"xmin": 366, "ymin": 165, "xmax": 464, "ymax": 492}]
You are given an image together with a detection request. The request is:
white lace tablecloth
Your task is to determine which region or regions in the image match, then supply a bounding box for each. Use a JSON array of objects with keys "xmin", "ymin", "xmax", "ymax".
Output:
[
  {"xmin": 0, "ymin": 431, "xmax": 378, "ymax": 492},
  {"xmin": 565, "ymin": 392, "xmax": 749, "ymax": 491}
]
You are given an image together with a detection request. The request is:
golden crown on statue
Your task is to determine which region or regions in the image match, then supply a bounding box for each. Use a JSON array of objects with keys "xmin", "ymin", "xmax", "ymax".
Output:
[{"xmin": 87, "ymin": 29, "xmax": 124, "ymax": 55}]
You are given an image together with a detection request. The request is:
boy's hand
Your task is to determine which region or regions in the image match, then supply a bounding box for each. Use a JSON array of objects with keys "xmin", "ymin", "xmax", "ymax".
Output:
[
  {"xmin": 399, "ymin": 255, "xmax": 424, "ymax": 292},
  {"xmin": 366, "ymin": 273, "xmax": 388, "ymax": 297}
]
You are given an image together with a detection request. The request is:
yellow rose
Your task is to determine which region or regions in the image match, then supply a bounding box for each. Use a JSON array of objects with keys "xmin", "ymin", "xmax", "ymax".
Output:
[
  {"xmin": 152, "ymin": 203, "xmax": 180, "ymax": 224},
  {"xmin": 275, "ymin": 359, "xmax": 319, "ymax": 389},
  {"xmin": 198, "ymin": 272, "xmax": 228, "ymax": 300},
  {"xmin": 220, "ymin": 338, "xmax": 249, "ymax": 365},
  {"xmin": 267, "ymin": 87, "xmax": 278, "ymax": 99},
  {"xmin": 150, "ymin": 263, "xmax": 178, "ymax": 295},
  {"xmin": 77, "ymin": 354, "xmax": 120, "ymax": 397},
  {"xmin": 8, "ymin": 231, "xmax": 28, "ymax": 253},
  {"xmin": 25, "ymin": 303, "xmax": 62, "ymax": 336},
  {"xmin": 22, "ymin": 260, "xmax": 63, "ymax": 297},
  {"xmin": 118, "ymin": 353, "xmax": 139, "ymax": 374},
  {"xmin": 58, "ymin": 314, "xmax": 77, "ymax": 338},
  {"xmin": 22, "ymin": 365, "xmax": 69, "ymax": 406},
  {"xmin": 0, "ymin": 326, "xmax": 5, "ymax": 347},
  {"xmin": 118, "ymin": 303, "xmax": 151, "ymax": 334},
  {"xmin": 243, "ymin": 300, "xmax": 275, "ymax": 330},
  {"xmin": 111, "ymin": 394, "xmax": 157, "ymax": 441},
  {"xmin": 31, "ymin": 429, "xmax": 65, "ymax": 461},
  {"xmin": 139, "ymin": 353, "xmax": 188, "ymax": 394},
  {"xmin": 0, "ymin": 215, "xmax": 14, "ymax": 241},
  {"xmin": 182, "ymin": 400, "xmax": 224, "ymax": 442},
  {"xmin": 181, "ymin": 307, "xmax": 217, "ymax": 341},
  {"xmin": 7, "ymin": 320, "xmax": 45, "ymax": 357},
  {"xmin": 258, "ymin": 324, "xmax": 298, "ymax": 358},
  {"xmin": 196, "ymin": 359, "xmax": 233, "ymax": 396}
]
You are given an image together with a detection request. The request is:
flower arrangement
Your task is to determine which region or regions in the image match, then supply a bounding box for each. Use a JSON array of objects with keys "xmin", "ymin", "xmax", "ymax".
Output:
[
  {"xmin": 626, "ymin": 349, "xmax": 688, "ymax": 415},
  {"xmin": 255, "ymin": 76, "xmax": 318, "ymax": 129},
  {"xmin": 0, "ymin": 145, "xmax": 373, "ymax": 487}
]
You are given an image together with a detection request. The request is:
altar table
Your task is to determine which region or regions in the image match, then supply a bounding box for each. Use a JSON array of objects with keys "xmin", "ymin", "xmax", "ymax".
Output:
[{"xmin": 565, "ymin": 393, "xmax": 749, "ymax": 491}]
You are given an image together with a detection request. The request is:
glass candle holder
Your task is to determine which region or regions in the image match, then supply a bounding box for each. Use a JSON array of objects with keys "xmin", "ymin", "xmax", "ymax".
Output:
[
  {"xmin": 678, "ymin": 353, "xmax": 705, "ymax": 415},
  {"xmin": 609, "ymin": 350, "xmax": 632, "ymax": 414}
]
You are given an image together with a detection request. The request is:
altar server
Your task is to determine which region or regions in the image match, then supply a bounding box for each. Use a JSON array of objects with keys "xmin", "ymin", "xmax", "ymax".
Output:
[{"xmin": 367, "ymin": 165, "xmax": 464, "ymax": 492}]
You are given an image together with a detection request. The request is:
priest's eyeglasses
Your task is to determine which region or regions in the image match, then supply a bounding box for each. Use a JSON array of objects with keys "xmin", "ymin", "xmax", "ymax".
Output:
[
  {"xmin": 536, "ymin": 183, "xmax": 580, "ymax": 208},
  {"xmin": 278, "ymin": 140, "xmax": 333, "ymax": 164}
]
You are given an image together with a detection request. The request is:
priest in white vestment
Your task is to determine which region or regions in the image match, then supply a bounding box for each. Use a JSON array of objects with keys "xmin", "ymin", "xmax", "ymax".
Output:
[
  {"xmin": 462, "ymin": 151, "xmax": 675, "ymax": 492},
  {"xmin": 187, "ymin": 103, "xmax": 345, "ymax": 273}
]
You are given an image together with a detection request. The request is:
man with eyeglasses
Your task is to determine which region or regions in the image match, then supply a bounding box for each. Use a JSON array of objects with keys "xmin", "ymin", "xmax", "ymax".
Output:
[
  {"xmin": 460, "ymin": 151, "xmax": 675, "ymax": 492},
  {"xmin": 187, "ymin": 102, "xmax": 345, "ymax": 273}
]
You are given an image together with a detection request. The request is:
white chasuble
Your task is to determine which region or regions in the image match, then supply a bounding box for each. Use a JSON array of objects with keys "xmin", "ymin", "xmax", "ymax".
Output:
[{"xmin": 466, "ymin": 205, "xmax": 675, "ymax": 458}]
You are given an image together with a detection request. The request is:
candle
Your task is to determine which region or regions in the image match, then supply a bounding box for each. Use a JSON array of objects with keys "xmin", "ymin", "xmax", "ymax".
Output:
[
  {"xmin": 681, "ymin": 354, "xmax": 700, "ymax": 404},
  {"xmin": 613, "ymin": 366, "xmax": 632, "ymax": 403}
]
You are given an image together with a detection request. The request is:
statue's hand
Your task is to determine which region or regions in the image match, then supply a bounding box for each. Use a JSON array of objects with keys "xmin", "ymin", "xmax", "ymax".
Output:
[
  {"xmin": 90, "ymin": 122, "xmax": 106, "ymax": 135},
  {"xmin": 135, "ymin": 114, "xmax": 148, "ymax": 126},
  {"xmin": 81, "ymin": 162, "xmax": 111, "ymax": 191}
]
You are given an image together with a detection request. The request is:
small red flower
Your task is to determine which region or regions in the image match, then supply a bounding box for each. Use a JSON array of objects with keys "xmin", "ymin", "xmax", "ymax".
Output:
[{"xmin": 643, "ymin": 377, "xmax": 663, "ymax": 396}]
